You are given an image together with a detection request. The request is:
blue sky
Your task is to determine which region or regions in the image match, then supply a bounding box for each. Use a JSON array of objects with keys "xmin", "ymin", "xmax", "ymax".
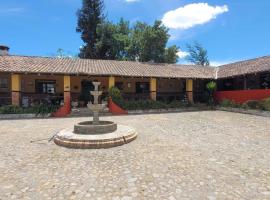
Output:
[{"xmin": 1, "ymin": 0, "xmax": 270, "ymax": 66}]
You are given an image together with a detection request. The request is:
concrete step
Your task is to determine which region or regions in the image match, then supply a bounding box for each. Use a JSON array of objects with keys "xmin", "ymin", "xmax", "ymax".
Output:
[{"xmin": 69, "ymin": 107, "xmax": 112, "ymax": 117}]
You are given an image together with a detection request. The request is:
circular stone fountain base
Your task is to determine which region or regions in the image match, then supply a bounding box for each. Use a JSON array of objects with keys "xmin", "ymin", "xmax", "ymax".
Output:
[
  {"xmin": 74, "ymin": 121, "xmax": 117, "ymax": 135},
  {"xmin": 54, "ymin": 125, "xmax": 137, "ymax": 149}
]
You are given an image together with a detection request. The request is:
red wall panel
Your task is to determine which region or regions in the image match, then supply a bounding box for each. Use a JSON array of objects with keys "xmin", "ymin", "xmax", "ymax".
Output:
[{"xmin": 215, "ymin": 89, "xmax": 270, "ymax": 104}]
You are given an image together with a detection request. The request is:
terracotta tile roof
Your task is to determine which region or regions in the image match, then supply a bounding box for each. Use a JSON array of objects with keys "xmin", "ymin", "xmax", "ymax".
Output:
[
  {"xmin": 0, "ymin": 55, "xmax": 215, "ymax": 79},
  {"xmin": 218, "ymin": 56, "xmax": 270, "ymax": 78}
]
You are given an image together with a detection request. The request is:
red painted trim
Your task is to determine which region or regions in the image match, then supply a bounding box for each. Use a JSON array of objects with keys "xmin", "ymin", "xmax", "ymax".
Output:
[
  {"xmin": 52, "ymin": 92, "xmax": 71, "ymax": 117},
  {"xmin": 108, "ymin": 97, "xmax": 128, "ymax": 115},
  {"xmin": 215, "ymin": 89, "xmax": 270, "ymax": 104}
]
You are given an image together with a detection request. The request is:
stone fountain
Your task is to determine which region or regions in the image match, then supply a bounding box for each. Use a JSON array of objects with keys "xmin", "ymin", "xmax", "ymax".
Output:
[{"xmin": 54, "ymin": 82, "xmax": 137, "ymax": 149}]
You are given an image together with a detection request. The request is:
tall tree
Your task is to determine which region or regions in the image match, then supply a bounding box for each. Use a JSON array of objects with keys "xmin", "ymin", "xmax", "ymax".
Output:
[
  {"xmin": 76, "ymin": 0, "xmax": 104, "ymax": 58},
  {"xmin": 95, "ymin": 18, "xmax": 131, "ymax": 60},
  {"xmin": 164, "ymin": 45, "xmax": 179, "ymax": 64},
  {"xmin": 128, "ymin": 20, "xmax": 178, "ymax": 63},
  {"xmin": 186, "ymin": 42, "xmax": 210, "ymax": 66}
]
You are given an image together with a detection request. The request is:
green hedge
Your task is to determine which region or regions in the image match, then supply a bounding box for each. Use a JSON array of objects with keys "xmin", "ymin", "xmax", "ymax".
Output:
[
  {"xmin": 122, "ymin": 100, "xmax": 189, "ymax": 110},
  {"xmin": 109, "ymin": 86, "xmax": 190, "ymax": 110},
  {"xmin": 219, "ymin": 98, "xmax": 270, "ymax": 111},
  {"xmin": 0, "ymin": 105, "xmax": 59, "ymax": 116}
]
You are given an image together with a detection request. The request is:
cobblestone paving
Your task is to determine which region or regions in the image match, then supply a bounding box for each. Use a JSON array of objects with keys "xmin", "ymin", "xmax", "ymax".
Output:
[{"xmin": 1, "ymin": 111, "xmax": 270, "ymax": 200}]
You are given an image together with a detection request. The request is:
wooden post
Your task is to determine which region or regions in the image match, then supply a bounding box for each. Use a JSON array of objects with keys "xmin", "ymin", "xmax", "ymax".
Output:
[
  {"xmin": 108, "ymin": 76, "xmax": 115, "ymax": 89},
  {"xmin": 64, "ymin": 75, "xmax": 71, "ymax": 111},
  {"xmin": 150, "ymin": 78, "xmax": 157, "ymax": 101},
  {"xmin": 11, "ymin": 74, "xmax": 21, "ymax": 106},
  {"xmin": 186, "ymin": 79, "xmax": 193, "ymax": 104}
]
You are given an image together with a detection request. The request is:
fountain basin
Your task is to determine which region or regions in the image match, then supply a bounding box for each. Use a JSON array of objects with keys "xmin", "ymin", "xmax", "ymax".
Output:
[
  {"xmin": 54, "ymin": 125, "xmax": 137, "ymax": 149},
  {"xmin": 74, "ymin": 121, "xmax": 117, "ymax": 135}
]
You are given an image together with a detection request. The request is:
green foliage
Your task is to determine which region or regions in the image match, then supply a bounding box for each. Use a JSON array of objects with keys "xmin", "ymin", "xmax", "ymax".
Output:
[
  {"xmin": 108, "ymin": 87, "xmax": 190, "ymax": 110},
  {"xmin": 244, "ymin": 100, "xmax": 263, "ymax": 110},
  {"xmin": 113, "ymin": 99, "xmax": 189, "ymax": 110},
  {"xmin": 206, "ymin": 81, "xmax": 217, "ymax": 105},
  {"xmin": 164, "ymin": 45, "xmax": 179, "ymax": 64},
  {"xmin": 261, "ymin": 97, "xmax": 270, "ymax": 111},
  {"xmin": 108, "ymin": 86, "xmax": 124, "ymax": 106},
  {"xmin": 186, "ymin": 42, "xmax": 210, "ymax": 66},
  {"xmin": 131, "ymin": 20, "xmax": 172, "ymax": 63},
  {"xmin": 219, "ymin": 99, "xmax": 269, "ymax": 110},
  {"xmin": 220, "ymin": 99, "xmax": 234, "ymax": 107},
  {"xmin": 77, "ymin": 2, "xmax": 179, "ymax": 63},
  {"xmin": 76, "ymin": 0, "xmax": 105, "ymax": 58},
  {"xmin": 206, "ymin": 81, "xmax": 217, "ymax": 91},
  {"xmin": 0, "ymin": 105, "xmax": 59, "ymax": 116},
  {"xmin": 96, "ymin": 19, "xmax": 131, "ymax": 60}
]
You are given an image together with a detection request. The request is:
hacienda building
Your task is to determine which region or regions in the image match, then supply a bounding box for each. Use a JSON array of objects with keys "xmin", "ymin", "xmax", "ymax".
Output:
[{"xmin": 1, "ymin": 45, "xmax": 270, "ymax": 116}]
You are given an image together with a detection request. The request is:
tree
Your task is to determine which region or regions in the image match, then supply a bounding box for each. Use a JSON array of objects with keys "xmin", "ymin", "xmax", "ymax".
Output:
[
  {"xmin": 128, "ymin": 20, "xmax": 178, "ymax": 63},
  {"xmin": 186, "ymin": 42, "xmax": 210, "ymax": 66},
  {"xmin": 206, "ymin": 81, "xmax": 217, "ymax": 105},
  {"xmin": 76, "ymin": 0, "xmax": 178, "ymax": 63},
  {"xmin": 95, "ymin": 18, "xmax": 131, "ymax": 60},
  {"xmin": 76, "ymin": 0, "xmax": 105, "ymax": 59},
  {"xmin": 164, "ymin": 45, "xmax": 179, "ymax": 64}
]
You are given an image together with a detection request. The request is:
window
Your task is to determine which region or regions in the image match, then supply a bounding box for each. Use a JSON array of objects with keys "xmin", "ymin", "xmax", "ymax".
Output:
[
  {"xmin": 0, "ymin": 78, "xmax": 8, "ymax": 89},
  {"xmin": 115, "ymin": 82, "xmax": 124, "ymax": 90},
  {"xmin": 36, "ymin": 80, "xmax": 56, "ymax": 94},
  {"xmin": 260, "ymin": 73, "xmax": 270, "ymax": 89},
  {"xmin": 136, "ymin": 82, "xmax": 150, "ymax": 93}
]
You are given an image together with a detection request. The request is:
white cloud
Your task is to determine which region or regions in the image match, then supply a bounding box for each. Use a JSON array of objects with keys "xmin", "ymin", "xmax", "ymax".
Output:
[
  {"xmin": 162, "ymin": 3, "xmax": 228, "ymax": 29},
  {"xmin": 177, "ymin": 49, "xmax": 189, "ymax": 59}
]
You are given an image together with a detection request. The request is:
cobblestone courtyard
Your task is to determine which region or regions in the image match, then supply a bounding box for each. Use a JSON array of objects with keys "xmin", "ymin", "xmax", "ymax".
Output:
[{"xmin": 1, "ymin": 111, "xmax": 270, "ymax": 200}]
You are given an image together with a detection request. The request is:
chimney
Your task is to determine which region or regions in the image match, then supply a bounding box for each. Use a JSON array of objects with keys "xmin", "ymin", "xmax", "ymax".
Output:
[{"xmin": 0, "ymin": 45, "xmax": 9, "ymax": 56}]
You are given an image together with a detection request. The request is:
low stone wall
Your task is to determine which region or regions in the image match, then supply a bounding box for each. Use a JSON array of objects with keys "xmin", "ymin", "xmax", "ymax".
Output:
[
  {"xmin": 0, "ymin": 113, "xmax": 51, "ymax": 120},
  {"xmin": 216, "ymin": 107, "xmax": 270, "ymax": 117},
  {"xmin": 128, "ymin": 107, "xmax": 209, "ymax": 115}
]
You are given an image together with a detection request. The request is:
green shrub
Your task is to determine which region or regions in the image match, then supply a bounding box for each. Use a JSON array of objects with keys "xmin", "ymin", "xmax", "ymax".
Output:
[
  {"xmin": 108, "ymin": 86, "xmax": 124, "ymax": 107},
  {"xmin": 121, "ymin": 100, "xmax": 189, "ymax": 110},
  {"xmin": 244, "ymin": 100, "xmax": 263, "ymax": 110},
  {"xmin": 261, "ymin": 98, "xmax": 270, "ymax": 111},
  {"xmin": 0, "ymin": 104, "xmax": 59, "ymax": 116},
  {"xmin": 220, "ymin": 99, "xmax": 235, "ymax": 107},
  {"xmin": 206, "ymin": 81, "xmax": 217, "ymax": 105},
  {"xmin": 0, "ymin": 105, "xmax": 24, "ymax": 114}
]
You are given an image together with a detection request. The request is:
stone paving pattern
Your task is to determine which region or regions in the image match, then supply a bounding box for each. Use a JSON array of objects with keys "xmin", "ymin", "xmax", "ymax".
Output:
[{"xmin": 0, "ymin": 111, "xmax": 270, "ymax": 200}]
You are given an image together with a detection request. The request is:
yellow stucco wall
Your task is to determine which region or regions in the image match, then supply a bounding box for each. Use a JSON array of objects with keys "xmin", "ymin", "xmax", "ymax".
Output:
[
  {"xmin": 21, "ymin": 74, "xmax": 64, "ymax": 93},
  {"xmin": 186, "ymin": 79, "xmax": 193, "ymax": 92},
  {"xmin": 0, "ymin": 73, "xmax": 11, "ymax": 93},
  {"xmin": 150, "ymin": 78, "xmax": 157, "ymax": 92},
  {"xmin": 150, "ymin": 78, "xmax": 157, "ymax": 100},
  {"xmin": 16, "ymin": 74, "xmax": 187, "ymax": 96},
  {"xmin": 108, "ymin": 76, "xmax": 115, "ymax": 89},
  {"xmin": 64, "ymin": 76, "xmax": 71, "ymax": 92},
  {"xmin": 70, "ymin": 76, "xmax": 109, "ymax": 93},
  {"xmin": 157, "ymin": 78, "xmax": 185, "ymax": 93},
  {"xmin": 115, "ymin": 77, "xmax": 150, "ymax": 93},
  {"xmin": 11, "ymin": 74, "xmax": 21, "ymax": 91}
]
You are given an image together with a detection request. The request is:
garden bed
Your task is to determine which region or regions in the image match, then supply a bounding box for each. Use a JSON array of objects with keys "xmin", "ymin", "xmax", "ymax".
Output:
[
  {"xmin": 216, "ymin": 106, "xmax": 270, "ymax": 118},
  {"xmin": 0, "ymin": 113, "xmax": 51, "ymax": 120},
  {"xmin": 127, "ymin": 106, "xmax": 210, "ymax": 114}
]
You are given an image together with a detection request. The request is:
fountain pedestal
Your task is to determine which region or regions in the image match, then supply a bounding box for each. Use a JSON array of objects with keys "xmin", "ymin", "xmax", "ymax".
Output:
[{"xmin": 54, "ymin": 82, "xmax": 137, "ymax": 149}]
